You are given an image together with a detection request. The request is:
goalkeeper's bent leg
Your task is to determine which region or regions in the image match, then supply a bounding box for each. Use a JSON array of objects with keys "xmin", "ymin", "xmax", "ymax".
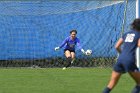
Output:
[
  {"xmin": 71, "ymin": 58, "xmax": 75, "ymax": 64},
  {"xmin": 65, "ymin": 57, "xmax": 72, "ymax": 68}
]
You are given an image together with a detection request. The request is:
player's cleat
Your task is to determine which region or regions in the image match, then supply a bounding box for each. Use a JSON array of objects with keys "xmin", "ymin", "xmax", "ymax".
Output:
[{"xmin": 62, "ymin": 67, "xmax": 66, "ymax": 70}]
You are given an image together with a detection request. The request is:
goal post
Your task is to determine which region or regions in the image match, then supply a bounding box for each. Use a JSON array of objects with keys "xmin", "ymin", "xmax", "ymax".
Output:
[{"xmin": 136, "ymin": 0, "xmax": 140, "ymax": 71}]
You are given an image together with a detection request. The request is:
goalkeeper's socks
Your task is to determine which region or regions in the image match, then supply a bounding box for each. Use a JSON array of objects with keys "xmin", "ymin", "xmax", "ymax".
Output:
[
  {"xmin": 103, "ymin": 87, "xmax": 111, "ymax": 93},
  {"xmin": 71, "ymin": 58, "xmax": 74, "ymax": 64},
  {"xmin": 66, "ymin": 57, "xmax": 71, "ymax": 68},
  {"xmin": 132, "ymin": 85, "xmax": 140, "ymax": 93}
]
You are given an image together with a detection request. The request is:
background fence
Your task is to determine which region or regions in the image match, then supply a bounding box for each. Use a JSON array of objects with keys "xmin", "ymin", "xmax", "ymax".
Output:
[{"xmin": 0, "ymin": 0, "xmax": 136, "ymax": 67}]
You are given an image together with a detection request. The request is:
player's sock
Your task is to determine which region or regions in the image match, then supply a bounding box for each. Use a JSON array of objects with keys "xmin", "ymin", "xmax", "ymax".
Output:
[
  {"xmin": 103, "ymin": 87, "xmax": 111, "ymax": 93},
  {"xmin": 66, "ymin": 57, "xmax": 71, "ymax": 68},
  {"xmin": 71, "ymin": 58, "xmax": 75, "ymax": 64},
  {"xmin": 132, "ymin": 85, "xmax": 140, "ymax": 93}
]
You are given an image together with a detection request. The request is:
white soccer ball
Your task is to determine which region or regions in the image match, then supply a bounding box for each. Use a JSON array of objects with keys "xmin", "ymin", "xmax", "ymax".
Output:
[{"xmin": 86, "ymin": 49, "xmax": 92, "ymax": 55}]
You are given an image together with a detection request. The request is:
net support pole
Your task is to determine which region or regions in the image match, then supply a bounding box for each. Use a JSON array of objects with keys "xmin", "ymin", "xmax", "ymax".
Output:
[{"xmin": 136, "ymin": 0, "xmax": 140, "ymax": 71}]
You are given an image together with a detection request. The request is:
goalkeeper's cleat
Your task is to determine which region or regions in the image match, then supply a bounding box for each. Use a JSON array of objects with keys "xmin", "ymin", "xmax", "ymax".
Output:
[
  {"xmin": 62, "ymin": 67, "xmax": 66, "ymax": 70},
  {"xmin": 71, "ymin": 61, "xmax": 73, "ymax": 64}
]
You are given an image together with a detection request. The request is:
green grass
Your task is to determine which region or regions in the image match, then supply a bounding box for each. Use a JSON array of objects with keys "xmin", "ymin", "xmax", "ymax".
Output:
[{"xmin": 0, "ymin": 68, "xmax": 135, "ymax": 93}]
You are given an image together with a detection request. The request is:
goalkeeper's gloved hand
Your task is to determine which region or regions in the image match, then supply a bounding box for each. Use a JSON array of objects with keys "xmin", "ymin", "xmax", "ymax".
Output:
[
  {"xmin": 55, "ymin": 47, "xmax": 60, "ymax": 51},
  {"xmin": 81, "ymin": 49, "xmax": 86, "ymax": 54}
]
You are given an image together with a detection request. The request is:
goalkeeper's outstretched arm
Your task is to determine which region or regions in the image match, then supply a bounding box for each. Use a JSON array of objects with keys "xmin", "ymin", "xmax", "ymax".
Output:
[{"xmin": 55, "ymin": 38, "xmax": 67, "ymax": 51}]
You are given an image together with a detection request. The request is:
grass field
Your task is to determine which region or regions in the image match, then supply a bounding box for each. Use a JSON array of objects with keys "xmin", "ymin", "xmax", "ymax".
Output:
[{"xmin": 0, "ymin": 68, "xmax": 135, "ymax": 93}]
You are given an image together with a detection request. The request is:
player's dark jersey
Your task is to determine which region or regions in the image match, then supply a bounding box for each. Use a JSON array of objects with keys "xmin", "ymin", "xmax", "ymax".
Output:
[
  {"xmin": 119, "ymin": 29, "xmax": 140, "ymax": 62},
  {"xmin": 114, "ymin": 30, "xmax": 140, "ymax": 73},
  {"xmin": 59, "ymin": 36, "xmax": 82, "ymax": 51}
]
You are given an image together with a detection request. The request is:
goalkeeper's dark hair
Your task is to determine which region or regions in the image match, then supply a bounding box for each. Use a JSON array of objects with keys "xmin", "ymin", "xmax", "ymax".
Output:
[
  {"xmin": 70, "ymin": 30, "xmax": 77, "ymax": 34},
  {"xmin": 131, "ymin": 18, "xmax": 140, "ymax": 31}
]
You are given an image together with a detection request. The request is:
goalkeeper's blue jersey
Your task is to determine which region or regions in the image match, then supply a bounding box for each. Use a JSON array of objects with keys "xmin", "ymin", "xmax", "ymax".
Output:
[{"xmin": 59, "ymin": 36, "xmax": 82, "ymax": 50}]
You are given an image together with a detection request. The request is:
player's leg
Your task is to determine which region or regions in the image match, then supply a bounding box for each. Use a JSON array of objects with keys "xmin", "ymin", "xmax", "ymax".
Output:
[
  {"xmin": 129, "ymin": 72, "xmax": 140, "ymax": 93},
  {"xmin": 103, "ymin": 60, "xmax": 123, "ymax": 93},
  {"xmin": 122, "ymin": 59, "xmax": 140, "ymax": 93},
  {"xmin": 65, "ymin": 50, "xmax": 71, "ymax": 58},
  {"xmin": 64, "ymin": 50, "xmax": 72, "ymax": 68},
  {"xmin": 107, "ymin": 71, "xmax": 122, "ymax": 89},
  {"xmin": 70, "ymin": 52, "xmax": 75, "ymax": 64},
  {"xmin": 103, "ymin": 71, "xmax": 122, "ymax": 93}
]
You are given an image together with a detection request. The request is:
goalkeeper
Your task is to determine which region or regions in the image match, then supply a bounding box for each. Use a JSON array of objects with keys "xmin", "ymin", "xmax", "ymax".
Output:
[{"xmin": 55, "ymin": 30, "xmax": 86, "ymax": 69}]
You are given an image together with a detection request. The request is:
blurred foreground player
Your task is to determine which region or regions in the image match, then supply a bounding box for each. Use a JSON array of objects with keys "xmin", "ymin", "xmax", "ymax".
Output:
[{"xmin": 103, "ymin": 18, "xmax": 140, "ymax": 93}]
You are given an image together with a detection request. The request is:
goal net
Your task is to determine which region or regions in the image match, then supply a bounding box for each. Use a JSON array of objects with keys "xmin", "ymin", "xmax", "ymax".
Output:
[{"xmin": 0, "ymin": 0, "xmax": 136, "ymax": 67}]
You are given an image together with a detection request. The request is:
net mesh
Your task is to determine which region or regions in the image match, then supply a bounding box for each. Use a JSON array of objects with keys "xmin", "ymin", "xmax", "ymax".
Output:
[{"xmin": 0, "ymin": 0, "xmax": 136, "ymax": 67}]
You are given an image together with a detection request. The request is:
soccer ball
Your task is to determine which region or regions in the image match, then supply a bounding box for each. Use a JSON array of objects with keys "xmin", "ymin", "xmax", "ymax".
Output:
[{"xmin": 86, "ymin": 49, "xmax": 92, "ymax": 55}]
